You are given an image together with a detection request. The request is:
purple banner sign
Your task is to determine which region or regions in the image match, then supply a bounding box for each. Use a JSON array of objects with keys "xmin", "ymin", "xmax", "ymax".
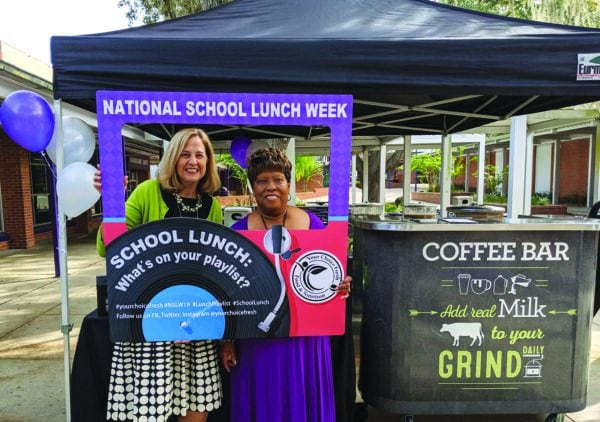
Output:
[{"xmin": 96, "ymin": 91, "xmax": 353, "ymax": 243}]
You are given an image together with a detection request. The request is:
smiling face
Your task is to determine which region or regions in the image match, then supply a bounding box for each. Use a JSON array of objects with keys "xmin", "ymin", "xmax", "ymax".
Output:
[
  {"xmin": 253, "ymin": 170, "xmax": 290, "ymax": 216},
  {"xmin": 176, "ymin": 135, "xmax": 207, "ymax": 193}
]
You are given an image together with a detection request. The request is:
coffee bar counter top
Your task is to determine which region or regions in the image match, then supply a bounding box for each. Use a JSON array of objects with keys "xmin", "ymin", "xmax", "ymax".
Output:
[{"xmin": 352, "ymin": 214, "xmax": 600, "ymax": 232}]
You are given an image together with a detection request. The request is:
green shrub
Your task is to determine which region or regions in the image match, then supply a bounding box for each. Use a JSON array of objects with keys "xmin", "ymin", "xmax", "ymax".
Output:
[
  {"xmin": 482, "ymin": 192, "xmax": 507, "ymax": 204},
  {"xmin": 385, "ymin": 202, "xmax": 401, "ymax": 212},
  {"xmin": 531, "ymin": 192, "xmax": 551, "ymax": 205}
]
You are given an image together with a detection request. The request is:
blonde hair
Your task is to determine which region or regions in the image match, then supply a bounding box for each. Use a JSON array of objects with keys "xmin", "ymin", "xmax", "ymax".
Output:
[{"xmin": 157, "ymin": 128, "xmax": 221, "ymax": 193}]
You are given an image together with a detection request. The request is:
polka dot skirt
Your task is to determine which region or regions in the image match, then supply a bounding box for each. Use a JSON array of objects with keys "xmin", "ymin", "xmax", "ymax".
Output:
[{"xmin": 106, "ymin": 340, "xmax": 222, "ymax": 421}]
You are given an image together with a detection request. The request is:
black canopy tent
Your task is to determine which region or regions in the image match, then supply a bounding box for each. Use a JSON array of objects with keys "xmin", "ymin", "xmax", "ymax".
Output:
[
  {"xmin": 49, "ymin": 1, "xmax": 600, "ymax": 418},
  {"xmin": 51, "ymin": 0, "xmax": 600, "ymax": 142}
]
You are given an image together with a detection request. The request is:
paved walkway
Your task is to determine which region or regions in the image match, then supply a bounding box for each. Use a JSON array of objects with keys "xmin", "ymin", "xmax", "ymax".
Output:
[
  {"xmin": 0, "ymin": 229, "xmax": 598, "ymax": 421},
  {"xmin": 0, "ymin": 233, "xmax": 104, "ymax": 421}
]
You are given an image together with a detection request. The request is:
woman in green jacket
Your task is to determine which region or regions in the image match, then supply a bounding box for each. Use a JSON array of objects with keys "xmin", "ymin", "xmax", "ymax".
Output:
[{"xmin": 95, "ymin": 127, "xmax": 223, "ymax": 422}]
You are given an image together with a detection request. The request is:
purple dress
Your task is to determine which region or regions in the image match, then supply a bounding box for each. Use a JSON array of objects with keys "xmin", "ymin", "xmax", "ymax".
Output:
[{"xmin": 230, "ymin": 213, "xmax": 335, "ymax": 422}]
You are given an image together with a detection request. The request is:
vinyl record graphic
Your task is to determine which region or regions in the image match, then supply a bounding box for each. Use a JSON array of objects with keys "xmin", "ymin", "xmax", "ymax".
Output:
[
  {"xmin": 141, "ymin": 284, "xmax": 226, "ymax": 341},
  {"xmin": 106, "ymin": 217, "xmax": 289, "ymax": 342}
]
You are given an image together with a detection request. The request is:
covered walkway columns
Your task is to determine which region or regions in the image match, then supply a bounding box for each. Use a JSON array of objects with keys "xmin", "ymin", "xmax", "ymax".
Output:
[
  {"xmin": 439, "ymin": 134, "xmax": 451, "ymax": 217},
  {"xmin": 352, "ymin": 135, "xmax": 488, "ymax": 211},
  {"xmin": 507, "ymin": 115, "xmax": 533, "ymax": 218},
  {"xmin": 592, "ymin": 120, "xmax": 600, "ymax": 206},
  {"xmin": 403, "ymin": 136, "xmax": 412, "ymax": 205}
]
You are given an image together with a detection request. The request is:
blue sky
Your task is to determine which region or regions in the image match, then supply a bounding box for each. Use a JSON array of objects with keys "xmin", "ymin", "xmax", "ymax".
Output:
[{"xmin": 0, "ymin": 0, "xmax": 131, "ymax": 64}]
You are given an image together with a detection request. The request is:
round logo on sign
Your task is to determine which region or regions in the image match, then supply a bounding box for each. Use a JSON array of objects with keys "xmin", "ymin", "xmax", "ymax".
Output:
[{"xmin": 290, "ymin": 250, "xmax": 343, "ymax": 303}]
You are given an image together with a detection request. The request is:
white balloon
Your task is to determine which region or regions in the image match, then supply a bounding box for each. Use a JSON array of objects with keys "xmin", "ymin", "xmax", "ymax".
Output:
[
  {"xmin": 46, "ymin": 116, "xmax": 96, "ymax": 166},
  {"xmin": 245, "ymin": 140, "xmax": 270, "ymax": 161},
  {"xmin": 56, "ymin": 162, "xmax": 100, "ymax": 219}
]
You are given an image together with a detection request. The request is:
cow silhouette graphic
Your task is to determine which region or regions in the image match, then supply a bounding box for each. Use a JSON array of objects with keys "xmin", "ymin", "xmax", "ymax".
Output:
[{"xmin": 440, "ymin": 322, "xmax": 484, "ymax": 346}]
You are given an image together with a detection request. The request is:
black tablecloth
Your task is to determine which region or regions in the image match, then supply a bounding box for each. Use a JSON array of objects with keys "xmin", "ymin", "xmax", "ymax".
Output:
[
  {"xmin": 70, "ymin": 310, "xmax": 230, "ymax": 422},
  {"xmin": 70, "ymin": 311, "xmax": 112, "ymax": 422},
  {"xmin": 330, "ymin": 292, "xmax": 357, "ymax": 422},
  {"xmin": 71, "ymin": 286, "xmax": 357, "ymax": 422}
]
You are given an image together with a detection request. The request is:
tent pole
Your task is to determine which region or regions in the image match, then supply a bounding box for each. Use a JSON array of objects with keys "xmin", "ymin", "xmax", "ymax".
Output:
[{"xmin": 54, "ymin": 99, "xmax": 72, "ymax": 422}]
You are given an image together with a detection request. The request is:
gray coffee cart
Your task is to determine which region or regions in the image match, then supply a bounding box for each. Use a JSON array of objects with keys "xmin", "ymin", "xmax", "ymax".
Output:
[{"xmin": 354, "ymin": 216, "xmax": 599, "ymax": 422}]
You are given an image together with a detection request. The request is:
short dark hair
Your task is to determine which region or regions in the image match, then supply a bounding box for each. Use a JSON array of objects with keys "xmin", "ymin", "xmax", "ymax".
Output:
[{"xmin": 246, "ymin": 147, "xmax": 292, "ymax": 185}]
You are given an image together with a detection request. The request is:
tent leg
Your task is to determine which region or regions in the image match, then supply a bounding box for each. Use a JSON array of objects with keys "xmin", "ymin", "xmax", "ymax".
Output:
[{"xmin": 54, "ymin": 99, "xmax": 72, "ymax": 422}]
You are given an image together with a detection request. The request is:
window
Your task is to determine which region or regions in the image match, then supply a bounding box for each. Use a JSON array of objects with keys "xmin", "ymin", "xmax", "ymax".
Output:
[{"xmin": 29, "ymin": 154, "xmax": 52, "ymax": 226}]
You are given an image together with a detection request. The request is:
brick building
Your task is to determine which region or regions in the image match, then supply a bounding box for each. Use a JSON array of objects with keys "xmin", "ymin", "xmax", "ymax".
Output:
[
  {"xmin": 0, "ymin": 41, "xmax": 161, "ymax": 250},
  {"xmin": 399, "ymin": 115, "xmax": 598, "ymax": 208}
]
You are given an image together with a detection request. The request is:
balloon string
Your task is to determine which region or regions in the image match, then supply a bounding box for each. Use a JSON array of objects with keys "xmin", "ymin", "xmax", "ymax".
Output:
[{"xmin": 41, "ymin": 152, "xmax": 57, "ymax": 179}]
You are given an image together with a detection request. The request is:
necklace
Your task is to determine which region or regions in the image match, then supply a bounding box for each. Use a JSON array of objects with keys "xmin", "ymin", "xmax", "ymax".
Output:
[
  {"xmin": 173, "ymin": 192, "xmax": 203, "ymax": 213},
  {"xmin": 260, "ymin": 209, "xmax": 287, "ymax": 229}
]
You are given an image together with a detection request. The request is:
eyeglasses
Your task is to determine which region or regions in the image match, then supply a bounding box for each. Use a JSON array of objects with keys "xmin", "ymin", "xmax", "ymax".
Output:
[{"xmin": 255, "ymin": 177, "xmax": 288, "ymax": 188}]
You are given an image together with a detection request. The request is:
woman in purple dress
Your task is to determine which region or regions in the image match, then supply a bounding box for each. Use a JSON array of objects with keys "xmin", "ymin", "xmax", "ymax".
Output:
[{"xmin": 219, "ymin": 147, "xmax": 350, "ymax": 422}]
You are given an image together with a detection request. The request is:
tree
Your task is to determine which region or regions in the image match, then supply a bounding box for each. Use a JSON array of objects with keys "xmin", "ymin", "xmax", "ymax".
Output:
[
  {"xmin": 355, "ymin": 148, "xmax": 406, "ymax": 203},
  {"xmin": 407, "ymin": 147, "xmax": 466, "ymax": 192},
  {"xmin": 473, "ymin": 163, "xmax": 508, "ymax": 193},
  {"xmin": 216, "ymin": 154, "xmax": 251, "ymax": 204},
  {"xmin": 294, "ymin": 156, "xmax": 323, "ymax": 192},
  {"xmin": 411, "ymin": 151, "xmax": 442, "ymax": 192},
  {"xmin": 118, "ymin": 0, "xmax": 231, "ymax": 24},
  {"xmin": 531, "ymin": 0, "xmax": 600, "ymax": 27},
  {"xmin": 435, "ymin": 0, "xmax": 600, "ymax": 28},
  {"xmin": 436, "ymin": 0, "xmax": 531, "ymax": 18}
]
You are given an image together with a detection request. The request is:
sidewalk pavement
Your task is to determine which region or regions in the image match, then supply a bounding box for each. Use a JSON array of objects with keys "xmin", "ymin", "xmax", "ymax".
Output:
[
  {"xmin": 0, "ymin": 232, "xmax": 599, "ymax": 422},
  {"xmin": 0, "ymin": 233, "xmax": 104, "ymax": 422}
]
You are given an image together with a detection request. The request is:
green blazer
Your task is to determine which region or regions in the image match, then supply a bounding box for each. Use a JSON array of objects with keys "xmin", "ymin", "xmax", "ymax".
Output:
[{"xmin": 96, "ymin": 178, "xmax": 223, "ymax": 256}]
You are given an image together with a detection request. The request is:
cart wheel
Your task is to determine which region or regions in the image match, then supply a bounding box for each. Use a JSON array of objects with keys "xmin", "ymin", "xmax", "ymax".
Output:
[{"xmin": 545, "ymin": 413, "xmax": 565, "ymax": 422}]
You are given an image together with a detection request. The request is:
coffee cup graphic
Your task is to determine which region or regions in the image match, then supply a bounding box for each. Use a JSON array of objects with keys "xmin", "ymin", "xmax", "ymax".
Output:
[{"xmin": 470, "ymin": 278, "xmax": 492, "ymax": 294}]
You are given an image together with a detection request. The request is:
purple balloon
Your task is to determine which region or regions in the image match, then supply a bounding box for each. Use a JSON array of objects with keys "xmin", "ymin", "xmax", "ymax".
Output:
[
  {"xmin": 230, "ymin": 136, "xmax": 253, "ymax": 168},
  {"xmin": 0, "ymin": 90, "xmax": 55, "ymax": 152}
]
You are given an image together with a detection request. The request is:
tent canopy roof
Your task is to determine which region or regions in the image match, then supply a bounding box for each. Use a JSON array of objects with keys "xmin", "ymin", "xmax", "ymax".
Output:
[{"xmin": 51, "ymin": 0, "xmax": 600, "ymax": 141}]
